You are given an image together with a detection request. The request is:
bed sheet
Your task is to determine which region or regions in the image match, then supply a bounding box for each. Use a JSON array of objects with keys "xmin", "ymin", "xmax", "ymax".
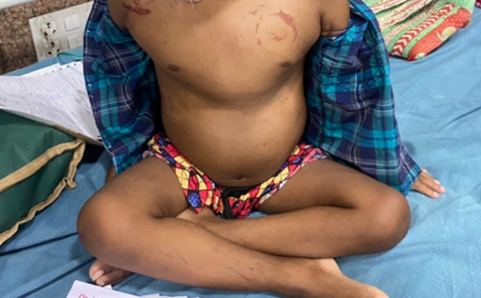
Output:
[{"xmin": 1, "ymin": 9, "xmax": 480, "ymax": 298}]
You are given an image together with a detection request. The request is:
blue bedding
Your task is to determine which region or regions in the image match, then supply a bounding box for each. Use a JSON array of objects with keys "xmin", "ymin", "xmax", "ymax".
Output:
[{"xmin": 1, "ymin": 9, "xmax": 480, "ymax": 298}]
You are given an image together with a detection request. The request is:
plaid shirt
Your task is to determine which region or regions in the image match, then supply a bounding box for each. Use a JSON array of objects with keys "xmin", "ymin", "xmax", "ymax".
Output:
[{"xmin": 83, "ymin": 0, "xmax": 421, "ymax": 195}]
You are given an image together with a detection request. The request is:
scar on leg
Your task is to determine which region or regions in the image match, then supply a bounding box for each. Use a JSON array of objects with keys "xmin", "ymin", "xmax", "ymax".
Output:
[
  {"xmin": 159, "ymin": 249, "xmax": 174, "ymax": 258},
  {"xmin": 225, "ymin": 267, "xmax": 251, "ymax": 281},
  {"xmin": 257, "ymin": 268, "xmax": 267, "ymax": 278},
  {"xmin": 176, "ymin": 251, "xmax": 189, "ymax": 265},
  {"xmin": 123, "ymin": 0, "xmax": 153, "ymax": 16},
  {"xmin": 213, "ymin": 248, "xmax": 241, "ymax": 264}
]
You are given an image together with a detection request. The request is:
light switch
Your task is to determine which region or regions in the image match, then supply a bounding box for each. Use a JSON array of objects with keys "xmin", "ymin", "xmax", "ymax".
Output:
[
  {"xmin": 67, "ymin": 33, "xmax": 83, "ymax": 49},
  {"xmin": 64, "ymin": 14, "xmax": 81, "ymax": 31},
  {"xmin": 29, "ymin": 2, "xmax": 93, "ymax": 61}
]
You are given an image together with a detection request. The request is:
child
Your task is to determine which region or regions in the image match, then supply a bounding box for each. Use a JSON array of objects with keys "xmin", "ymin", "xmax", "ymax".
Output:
[{"xmin": 78, "ymin": 0, "xmax": 445, "ymax": 297}]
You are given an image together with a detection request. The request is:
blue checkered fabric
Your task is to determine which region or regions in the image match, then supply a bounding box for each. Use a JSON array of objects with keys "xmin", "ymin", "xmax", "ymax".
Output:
[{"xmin": 83, "ymin": 0, "xmax": 421, "ymax": 195}]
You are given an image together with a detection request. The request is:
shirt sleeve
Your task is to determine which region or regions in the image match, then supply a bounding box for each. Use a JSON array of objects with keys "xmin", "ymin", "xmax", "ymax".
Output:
[
  {"xmin": 83, "ymin": 0, "xmax": 158, "ymax": 175},
  {"xmin": 304, "ymin": 0, "xmax": 421, "ymax": 196}
]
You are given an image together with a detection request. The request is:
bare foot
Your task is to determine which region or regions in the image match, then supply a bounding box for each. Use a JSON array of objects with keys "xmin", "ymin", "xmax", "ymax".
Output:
[
  {"xmin": 89, "ymin": 260, "xmax": 133, "ymax": 286},
  {"xmin": 94, "ymin": 210, "xmax": 385, "ymax": 297},
  {"xmin": 412, "ymin": 168, "xmax": 446, "ymax": 199},
  {"xmin": 88, "ymin": 247, "xmax": 385, "ymax": 297},
  {"xmin": 293, "ymin": 258, "xmax": 388, "ymax": 298}
]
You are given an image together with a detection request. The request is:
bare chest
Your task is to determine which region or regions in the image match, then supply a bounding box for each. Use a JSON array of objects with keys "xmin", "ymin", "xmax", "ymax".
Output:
[{"xmin": 123, "ymin": 0, "xmax": 321, "ymax": 92}]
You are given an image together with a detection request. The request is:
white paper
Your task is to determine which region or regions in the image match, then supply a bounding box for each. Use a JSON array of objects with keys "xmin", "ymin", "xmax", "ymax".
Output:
[
  {"xmin": 66, "ymin": 280, "xmax": 191, "ymax": 298},
  {"xmin": 142, "ymin": 294, "xmax": 189, "ymax": 297},
  {"xmin": 22, "ymin": 63, "xmax": 62, "ymax": 78},
  {"xmin": 66, "ymin": 281, "xmax": 140, "ymax": 298},
  {"xmin": 0, "ymin": 62, "xmax": 100, "ymax": 142}
]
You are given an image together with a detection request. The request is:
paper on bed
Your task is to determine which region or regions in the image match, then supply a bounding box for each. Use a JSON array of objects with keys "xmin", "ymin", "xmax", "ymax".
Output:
[
  {"xmin": 66, "ymin": 281, "xmax": 191, "ymax": 298},
  {"xmin": 0, "ymin": 62, "xmax": 101, "ymax": 145}
]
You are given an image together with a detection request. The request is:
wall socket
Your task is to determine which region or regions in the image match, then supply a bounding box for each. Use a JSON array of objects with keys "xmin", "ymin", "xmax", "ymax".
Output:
[{"xmin": 29, "ymin": 1, "xmax": 93, "ymax": 61}]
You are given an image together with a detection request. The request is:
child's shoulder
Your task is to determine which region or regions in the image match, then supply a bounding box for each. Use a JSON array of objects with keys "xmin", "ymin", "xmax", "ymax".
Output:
[
  {"xmin": 318, "ymin": 0, "xmax": 350, "ymax": 38},
  {"xmin": 107, "ymin": 0, "xmax": 129, "ymax": 29}
]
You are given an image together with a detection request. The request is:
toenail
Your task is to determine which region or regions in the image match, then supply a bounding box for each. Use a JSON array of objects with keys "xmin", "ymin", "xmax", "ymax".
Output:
[{"xmin": 92, "ymin": 270, "xmax": 104, "ymax": 281}]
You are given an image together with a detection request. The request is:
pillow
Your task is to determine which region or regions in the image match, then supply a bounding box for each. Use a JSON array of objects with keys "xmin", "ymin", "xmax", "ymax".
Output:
[{"xmin": 0, "ymin": 111, "xmax": 85, "ymax": 245}]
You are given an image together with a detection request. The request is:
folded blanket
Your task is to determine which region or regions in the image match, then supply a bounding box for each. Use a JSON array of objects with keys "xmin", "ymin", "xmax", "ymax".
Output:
[{"xmin": 366, "ymin": 0, "xmax": 476, "ymax": 60}]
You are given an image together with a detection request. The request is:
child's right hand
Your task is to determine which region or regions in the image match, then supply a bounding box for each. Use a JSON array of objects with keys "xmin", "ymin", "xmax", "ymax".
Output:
[{"xmin": 411, "ymin": 168, "xmax": 446, "ymax": 199}]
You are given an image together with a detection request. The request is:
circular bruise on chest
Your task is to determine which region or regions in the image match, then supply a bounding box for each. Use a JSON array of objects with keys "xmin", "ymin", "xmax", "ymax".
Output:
[{"xmin": 251, "ymin": 7, "xmax": 299, "ymax": 52}]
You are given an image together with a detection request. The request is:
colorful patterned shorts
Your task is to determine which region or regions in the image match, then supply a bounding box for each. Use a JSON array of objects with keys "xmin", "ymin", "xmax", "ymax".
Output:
[{"xmin": 144, "ymin": 134, "xmax": 327, "ymax": 219}]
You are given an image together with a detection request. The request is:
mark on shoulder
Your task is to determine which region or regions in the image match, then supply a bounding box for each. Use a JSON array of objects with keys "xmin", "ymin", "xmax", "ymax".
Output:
[{"xmin": 122, "ymin": 0, "xmax": 154, "ymax": 16}]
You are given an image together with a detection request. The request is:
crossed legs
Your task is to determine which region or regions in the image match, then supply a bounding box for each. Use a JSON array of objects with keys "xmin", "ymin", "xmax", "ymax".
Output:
[{"xmin": 77, "ymin": 157, "xmax": 409, "ymax": 297}]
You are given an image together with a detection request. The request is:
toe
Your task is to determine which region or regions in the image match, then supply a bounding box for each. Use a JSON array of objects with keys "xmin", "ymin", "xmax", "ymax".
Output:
[
  {"xmin": 89, "ymin": 260, "xmax": 133, "ymax": 286},
  {"xmin": 95, "ymin": 269, "xmax": 133, "ymax": 286},
  {"xmin": 89, "ymin": 260, "xmax": 115, "ymax": 281},
  {"xmin": 91, "ymin": 269, "xmax": 105, "ymax": 283}
]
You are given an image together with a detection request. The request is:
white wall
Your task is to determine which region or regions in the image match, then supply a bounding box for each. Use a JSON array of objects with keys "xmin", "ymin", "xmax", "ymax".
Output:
[{"xmin": 0, "ymin": 0, "xmax": 37, "ymax": 10}]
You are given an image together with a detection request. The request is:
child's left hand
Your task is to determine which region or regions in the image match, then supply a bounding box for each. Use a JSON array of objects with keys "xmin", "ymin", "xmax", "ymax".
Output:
[{"xmin": 412, "ymin": 168, "xmax": 446, "ymax": 199}]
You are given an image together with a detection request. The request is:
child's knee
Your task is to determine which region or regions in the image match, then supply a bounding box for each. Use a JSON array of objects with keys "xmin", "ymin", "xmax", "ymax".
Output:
[
  {"xmin": 363, "ymin": 189, "xmax": 411, "ymax": 252},
  {"xmin": 77, "ymin": 191, "xmax": 130, "ymax": 259}
]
